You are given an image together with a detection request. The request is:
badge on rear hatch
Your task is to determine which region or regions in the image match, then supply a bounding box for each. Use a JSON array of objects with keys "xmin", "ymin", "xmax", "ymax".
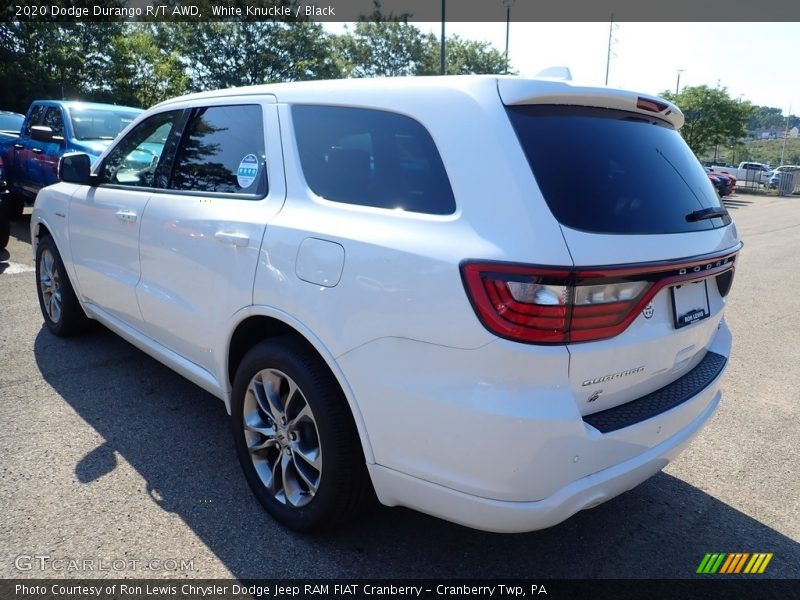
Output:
[{"xmin": 671, "ymin": 280, "xmax": 711, "ymax": 329}]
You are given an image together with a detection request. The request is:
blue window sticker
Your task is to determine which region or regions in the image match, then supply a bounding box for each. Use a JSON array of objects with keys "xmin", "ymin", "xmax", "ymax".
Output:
[{"xmin": 237, "ymin": 154, "xmax": 259, "ymax": 189}]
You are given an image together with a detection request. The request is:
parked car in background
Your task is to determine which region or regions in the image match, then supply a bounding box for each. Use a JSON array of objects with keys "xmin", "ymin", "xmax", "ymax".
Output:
[
  {"xmin": 33, "ymin": 76, "xmax": 739, "ymax": 533},
  {"xmin": 0, "ymin": 110, "xmax": 25, "ymax": 136},
  {"xmin": 712, "ymin": 161, "xmax": 770, "ymax": 187},
  {"xmin": 767, "ymin": 165, "xmax": 800, "ymax": 189},
  {"xmin": 0, "ymin": 155, "xmax": 9, "ymax": 249},
  {"xmin": 705, "ymin": 170, "xmax": 726, "ymax": 196},
  {"xmin": 706, "ymin": 167, "xmax": 735, "ymax": 195},
  {"xmin": 0, "ymin": 100, "xmax": 142, "ymax": 218}
]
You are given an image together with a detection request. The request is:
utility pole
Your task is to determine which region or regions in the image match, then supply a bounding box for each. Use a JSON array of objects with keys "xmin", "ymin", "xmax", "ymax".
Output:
[
  {"xmin": 604, "ymin": 15, "xmax": 616, "ymax": 86},
  {"xmin": 503, "ymin": 0, "xmax": 515, "ymax": 74},
  {"xmin": 440, "ymin": 0, "xmax": 446, "ymax": 75},
  {"xmin": 780, "ymin": 104, "xmax": 792, "ymax": 165},
  {"xmin": 676, "ymin": 69, "xmax": 685, "ymax": 95}
]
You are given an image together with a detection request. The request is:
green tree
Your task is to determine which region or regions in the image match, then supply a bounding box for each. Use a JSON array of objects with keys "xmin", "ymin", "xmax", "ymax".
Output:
[
  {"xmin": 662, "ymin": 85, "xmax": 754, "ymax": 158},
  {"xmin": 106, "ymin": 25, "xmax": 188, "ymax": 108},
  {"xmin": 0, "ymin": 5, "xmax": 128, "ymax": 111},
  {"xmin": 337, "ymin": 21, "xmax": 438, "ymax": 78},
  {"xmin": 748, "ymin": 105, "xmax": 785, "ymax": 133},
  {"xmin": 442, "ymin": 35, "xmax": 510, "ymax": 75},
  {"xmin": 178, "ymin": 22, "xmax": 341, "ymax": 91},
  {"xmin": 337, "ymin": 23, "xmax": 511, "ymax": 78}
]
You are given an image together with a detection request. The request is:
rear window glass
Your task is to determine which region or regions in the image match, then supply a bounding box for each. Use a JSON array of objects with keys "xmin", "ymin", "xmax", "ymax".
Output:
[
  {"xmin": 292, "ymin": 105, "xmax": 455, "ymax": 215},
  {"xmin": 170, "ymin": 104, "xmax": 267, "ymax": 196},
  {"xmin": 506, "ymin": 105, "xmax": 729, "ymax": 234},
  {"xmin": 0, "ymin": 113, "xmax": 24, "ymax": 133}
]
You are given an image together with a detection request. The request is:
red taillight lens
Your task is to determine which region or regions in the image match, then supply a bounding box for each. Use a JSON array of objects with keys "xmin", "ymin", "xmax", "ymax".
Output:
[
  {"xmin": 462, "ymin": 253, "xmax": 738, "ymax": 344},
  {"xmin": 462, "ymin": 264, "xmax": 572, "ymax": 343}
]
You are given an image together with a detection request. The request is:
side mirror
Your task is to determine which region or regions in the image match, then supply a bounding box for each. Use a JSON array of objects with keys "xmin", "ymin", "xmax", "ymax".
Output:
[
  {"xmin": 59, "ymin": 153, "xmax": 93, "ymax": 185},
  {"xmin": 30, "ymin": 125, "xmax": 55, "ymax": 142}
]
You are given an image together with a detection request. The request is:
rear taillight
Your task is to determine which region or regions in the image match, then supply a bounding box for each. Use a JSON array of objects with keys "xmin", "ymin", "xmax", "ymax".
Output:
[{"xmin": 461, "ymin": 251, "xmax": 738, "ymax": 344}]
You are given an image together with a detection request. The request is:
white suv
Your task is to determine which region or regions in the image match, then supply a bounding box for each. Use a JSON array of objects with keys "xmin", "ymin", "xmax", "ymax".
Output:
[{"xmin": 32, "ymin": 76, "xmax": 740, "ymax": 532}]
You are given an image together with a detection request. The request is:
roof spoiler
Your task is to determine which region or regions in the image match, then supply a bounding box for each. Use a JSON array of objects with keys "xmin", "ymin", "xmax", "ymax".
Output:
[{"xmin": 498, "ymin": 79, "xmax": 685, "ymax": 129}]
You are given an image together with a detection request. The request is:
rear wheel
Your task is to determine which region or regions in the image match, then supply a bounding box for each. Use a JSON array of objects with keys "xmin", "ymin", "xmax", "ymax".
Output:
[
  {"xmin": 231, "ymin": 337, "xmax": 373, "ymax": 531},
  {"xmin": 35, "ymin": 234, "xmax": 90, "ymax": 336}
]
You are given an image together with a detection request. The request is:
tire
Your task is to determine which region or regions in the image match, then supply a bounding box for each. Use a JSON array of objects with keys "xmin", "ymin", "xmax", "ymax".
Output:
[
  {"xmin": 35, "ymin": 234, "xmax": 90, "ymax": 336},
  {"xmin": 8, "ymin": 194, "xmax": 25, "ymax": 220},
  {"xmin": 0, "ymin": 215, "xmax": 8, "ymax": 250},
  {"xmin": 231, "ymin": 337, "xmax": 373, "ymax": 531}
]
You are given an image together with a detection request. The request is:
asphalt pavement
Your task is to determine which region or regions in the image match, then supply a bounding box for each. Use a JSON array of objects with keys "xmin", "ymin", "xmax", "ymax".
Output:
[{"xmin": 1, "ymin": 193, "xmax": 798, "ymax": 579}]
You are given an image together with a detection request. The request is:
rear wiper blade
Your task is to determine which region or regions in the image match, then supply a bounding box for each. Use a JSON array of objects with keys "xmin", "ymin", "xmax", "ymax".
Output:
[{"xmin": 686, "ymin": 207, "xmax": 729, "ymax": 222}]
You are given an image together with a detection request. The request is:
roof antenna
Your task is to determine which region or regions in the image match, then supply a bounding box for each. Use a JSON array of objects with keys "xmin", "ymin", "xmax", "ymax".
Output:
[{"xmin": 534, "ymin": 67, "xmax": 572, "ymax": 81}]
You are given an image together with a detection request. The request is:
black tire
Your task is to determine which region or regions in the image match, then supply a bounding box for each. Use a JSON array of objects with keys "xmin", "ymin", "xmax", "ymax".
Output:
[
  {"xmin": 7, "ymin": 194, "xmax": 25, "ymax": 220},
  {"xmin": 0, "ymin": 215, "xmax": 8, "ymax": 250},
  {"xmin": 231, "ymin": 337, "xmax": 373, "ymax": 531},
  {"xmin": 35, "ymin": 234, "xmax": 90, "ymax": 336}
]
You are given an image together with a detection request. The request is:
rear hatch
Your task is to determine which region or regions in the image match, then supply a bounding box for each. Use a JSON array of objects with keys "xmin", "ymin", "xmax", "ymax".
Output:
[{"xmin": 498, "ymin": 79, "xmax": 741, "ymax": 418}]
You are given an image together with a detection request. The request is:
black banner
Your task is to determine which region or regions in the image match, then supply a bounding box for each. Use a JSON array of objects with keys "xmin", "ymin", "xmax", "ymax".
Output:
[
  {"xmin": 2, "ymin": 579, "xmax": 797, "ymax": 600},
  {"xmin": 3, "ymin": 0, "xmax": 800, "ymax": 22}
]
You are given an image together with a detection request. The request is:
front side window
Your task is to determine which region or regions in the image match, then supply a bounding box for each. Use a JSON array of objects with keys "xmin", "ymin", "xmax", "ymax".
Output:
[
  {"xmin": 42, "ymin": 107, "xmax": 65, "ymax": 138},
  {"xmin": 292, "ymin": 105, "xmax": 456, "ymax": 215},
  {"xmin": 99, "ymin": 111, "xmax": 179, "ymax": 188},
  {"xmin": 169, "ymin": 104, "xmax": 267, "ymax": 196},
  {"xmin": 24, "ymin": 105, "xmax": 46, "ymax": 136}
]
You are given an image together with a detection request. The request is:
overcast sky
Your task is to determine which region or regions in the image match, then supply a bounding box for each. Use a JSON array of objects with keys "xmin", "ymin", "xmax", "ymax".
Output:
[{"xmin": 326, "ymin": 22, "xmax": 799, "ymax": 113}]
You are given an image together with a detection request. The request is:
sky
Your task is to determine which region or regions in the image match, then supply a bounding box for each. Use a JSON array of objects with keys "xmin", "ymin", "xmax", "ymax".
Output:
[{"xmin": 325, "ymin": 22, "xmax": 799, "ymax": 113}]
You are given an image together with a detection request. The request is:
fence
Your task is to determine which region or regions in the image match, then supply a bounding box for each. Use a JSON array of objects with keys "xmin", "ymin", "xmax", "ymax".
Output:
[{"xmin": 777, "ymin": 170, "xmax": 800, "ymax": 196}]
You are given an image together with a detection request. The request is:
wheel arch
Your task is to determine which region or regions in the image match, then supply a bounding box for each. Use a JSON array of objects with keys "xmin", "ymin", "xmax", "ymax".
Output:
[{"xmin": 225, "ymin": 306, "xmax": 375, "ymax": 464}]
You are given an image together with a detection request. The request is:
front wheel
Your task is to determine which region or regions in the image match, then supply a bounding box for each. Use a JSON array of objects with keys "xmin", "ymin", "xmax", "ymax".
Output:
[
  {"xmin": 35, "ymin": 235, "xmax": 90, "ymax": 336},
  {"xmin": 0, "ymin": 215, "xmax": 8, "ymax": 250},
  {"xmin": 231, "ymin": 338, "xmax": 373, "ymax": 531},
  {"xmin": 7, "ymin": 194, "xmax": 25, "ymax": 220}
]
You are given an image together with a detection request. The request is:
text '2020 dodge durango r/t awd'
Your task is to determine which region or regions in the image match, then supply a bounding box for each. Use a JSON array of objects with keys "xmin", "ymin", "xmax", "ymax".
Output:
[{"xmin": 32, "ymin": 76, "xmax": 739, "ymax": 532}]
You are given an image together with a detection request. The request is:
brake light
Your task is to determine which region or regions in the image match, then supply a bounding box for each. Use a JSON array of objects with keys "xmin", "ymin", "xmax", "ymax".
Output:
[
  {"xmin": 461, "ymin": 252, "xmax": 738, "ymax": 344},
  {"xmin": 636, "ymin": 97, "xmax": 669, "ymax": 113}
]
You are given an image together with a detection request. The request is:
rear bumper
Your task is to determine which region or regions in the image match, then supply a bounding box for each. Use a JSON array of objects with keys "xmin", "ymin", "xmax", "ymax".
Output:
[
  {"xmin": 339, "ymin": 319, "xmax": 731, "ymax": 531},
  {"xmin": 369, "ymin": 386, "xmax": 719, "ymax": 533}
]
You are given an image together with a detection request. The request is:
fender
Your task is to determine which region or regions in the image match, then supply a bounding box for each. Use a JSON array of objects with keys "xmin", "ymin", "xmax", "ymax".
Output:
[{"xmin": 223, "ymin": 304, "xmax": 376, "ymax": 464}]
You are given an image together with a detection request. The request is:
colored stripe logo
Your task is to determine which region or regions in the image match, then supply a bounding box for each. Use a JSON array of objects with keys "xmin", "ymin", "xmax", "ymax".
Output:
[{"xmin": 696, "ymin": 553, "xmax": 773, "ymax": 574}]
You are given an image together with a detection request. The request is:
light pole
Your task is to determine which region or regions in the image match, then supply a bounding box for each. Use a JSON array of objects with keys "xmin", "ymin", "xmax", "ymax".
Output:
[
  {"xmin": 675, "ymin": 69, "xmax": 685, "ymax": 94},
  {"xmin": 503, "ymin": 0, "xmax": 515, "ymax": 74}
]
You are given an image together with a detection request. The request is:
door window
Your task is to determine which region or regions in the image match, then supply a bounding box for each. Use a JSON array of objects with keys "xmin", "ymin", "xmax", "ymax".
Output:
[
  {"xmin": 169, "ymin": 105, "xmax": 268, "ymax": 196},
  {"xmin": 42, "ymin": 107, "xmax": 65, "ymax": 138},
  {"xmin": 99, "ymin": 111, "xmax": 180, "ymax": 188},
  {"xmin": 23, "ymin": 105, "xmax": 46, "ymax": 136}
]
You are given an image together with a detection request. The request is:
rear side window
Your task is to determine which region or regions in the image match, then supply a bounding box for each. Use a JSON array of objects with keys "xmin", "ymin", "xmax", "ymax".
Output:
[
  {"xmin": 170, "ymin": 105, "xmax": 267, "ymax": 196},
  {"xmin": 292, "ymin": 105, "xmax": 455, "ymax": 215},
  {"xmin": 506, "ymin": 105, "xmax": 729, "ymax": 234}
]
